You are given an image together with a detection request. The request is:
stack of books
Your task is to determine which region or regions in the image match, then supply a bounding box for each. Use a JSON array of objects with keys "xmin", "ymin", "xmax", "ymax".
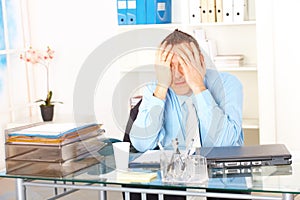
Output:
[
  {"xmin": 214, "ymin": 55, "xmax": 244, "ymax": 68},
  {"xmin": 5, "ymin": 122, "xmax": 106, "ymax": 177}
]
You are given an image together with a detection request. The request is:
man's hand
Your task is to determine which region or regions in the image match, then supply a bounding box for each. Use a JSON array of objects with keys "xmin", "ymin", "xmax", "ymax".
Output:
[
  {"xmin": 174, "ymin": 42, "xmax": 206, "ymax": 95},
  {"xmin": 154, "ymin": 42, "xmax": 174, "ymax": 100}
]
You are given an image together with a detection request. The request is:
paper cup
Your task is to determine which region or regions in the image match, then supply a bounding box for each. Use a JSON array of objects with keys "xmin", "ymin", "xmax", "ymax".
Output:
[{"xmin": 112, "ymin": 142, "xmax": 130, "ymax": 171}]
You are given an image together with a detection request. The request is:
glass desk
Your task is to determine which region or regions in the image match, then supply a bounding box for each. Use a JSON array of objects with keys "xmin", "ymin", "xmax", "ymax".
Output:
[{"xmin": 0, "ymin": 145, "xmax": 298, "ymax": 200}]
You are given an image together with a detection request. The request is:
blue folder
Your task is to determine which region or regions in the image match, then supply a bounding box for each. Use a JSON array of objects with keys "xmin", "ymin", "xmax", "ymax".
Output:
[
  {"xmin": 127, "ymin": 0, "xmax": 137, "ymax": 24},
  {"xmin": 146, "ymin": 0, "xmax": 172, "ymax": 24},
  {"xmin": 136, "ymin": 0, "xmax": 146, "ymax": 24},
  {"xmin": 117, "ymin": 0, "xmax": 127, "ymax": 25}
]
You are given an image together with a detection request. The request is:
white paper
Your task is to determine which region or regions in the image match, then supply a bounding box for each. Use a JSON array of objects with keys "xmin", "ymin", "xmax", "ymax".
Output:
[{"xmin": 9, "ymin": 123, "xmax": 95, "ymax": 138}]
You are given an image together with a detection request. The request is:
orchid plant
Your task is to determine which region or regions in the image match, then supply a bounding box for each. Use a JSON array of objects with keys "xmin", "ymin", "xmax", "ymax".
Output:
[{"xmin": 20, "ymin": 46, "xmax": 62, "ymax": 106}]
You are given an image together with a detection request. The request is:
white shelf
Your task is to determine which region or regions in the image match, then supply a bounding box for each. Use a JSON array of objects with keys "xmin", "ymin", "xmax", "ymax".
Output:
[
  {"xmin": 117, "ymin": 21, "xmax": 256, "ymax": 30},
  {"xmin": 188, "ymin": 21, "xmax": 256, "ymax": 27},
  {"xmin": 217, "ymin": 66, "xmax": 257, "ymax": 72},
  {"xmin": 242, "ymin": 118, "xmax": 259, "ymax": 129},
  {"xmin": 117, "ymin": 23, "xmax": 182, "ymax": 30}
]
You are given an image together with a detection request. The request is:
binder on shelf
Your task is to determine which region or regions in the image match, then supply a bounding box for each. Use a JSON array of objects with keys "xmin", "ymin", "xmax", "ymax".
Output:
[
  {"xmin": 223, "ymin": 0, "xmax": 233, "ymax": 23},
  {"xmin": 117, "ymin": 0, "xmax": 127, "ymax": 25},
  {"xmin": 215, "ymin": 0, "xmax": 223, "ymax": 22},
  {"xmin": 189, "ymin": 0, "xmax": 201, "ymax": 24},
  {"xmin": 136, "ymin": 0, "xmax": 147, "ymax": 24},
  {"xmin": 200, "ymin": 0, "xmax": 208, "ymax": 23},
  {"xmin": 127, "ymin": 0, "xmax": 137, "ymax": 24},
  {"xmin": 146, "ymin": 0, "xmax": 172, "ymax": 24},
  {"xmin": 247, "ymin": 0, "xmax": 255, "ymax": 21},
  {"xmin": 233, "ymin": 0, "xmax": 248, "ymax": 22},
  {"xmin": 207, "ymin": 0, "xmax": 216, "ymax": 22}
]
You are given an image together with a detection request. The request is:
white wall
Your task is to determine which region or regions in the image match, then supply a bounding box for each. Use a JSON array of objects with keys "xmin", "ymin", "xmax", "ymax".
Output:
[
  {"xmin": 272, "ymin": 1, "xmax": 300, "ymax": 152},
  {"xmin": 27, "ymin": 0, "xmax": 127, "ymax": 139},
  {"xmin": 257, "ymin": 0, "xmax": 300, "ymax": 154}
]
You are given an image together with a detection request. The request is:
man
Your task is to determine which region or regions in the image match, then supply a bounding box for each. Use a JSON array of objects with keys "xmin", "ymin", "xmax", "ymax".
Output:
[{"xmin": 129, "ymin": 29, "xmax": 244, "ymax": 152}]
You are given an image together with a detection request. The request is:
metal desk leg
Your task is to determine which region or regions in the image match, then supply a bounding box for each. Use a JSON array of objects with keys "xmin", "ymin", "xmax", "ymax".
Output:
[
  {"xmin": 283, "ymin": 193, "xmax": 294, "ymax": 200},
  {"xmin": 98, "ymin": 184, "xmax": 107, "ymax": 200},
  {"xmin": 16, "ymin": 178, "xmax": 26, "ymax": 200}
]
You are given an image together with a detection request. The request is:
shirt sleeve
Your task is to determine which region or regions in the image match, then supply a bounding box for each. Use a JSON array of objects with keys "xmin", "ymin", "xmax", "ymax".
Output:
[
  {"xmin": 193, "ymin": 73, "xmax": 244, "ymax": 147},
  {"xmin": 129, "ymin": 84, "xmax": 166, "ymax": 152}
]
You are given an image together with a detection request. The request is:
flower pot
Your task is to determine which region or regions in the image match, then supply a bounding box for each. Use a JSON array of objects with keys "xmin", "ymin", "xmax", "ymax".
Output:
[{"xmin": 40, "ymin": 105, "xmax": 54, "ymax": 121}]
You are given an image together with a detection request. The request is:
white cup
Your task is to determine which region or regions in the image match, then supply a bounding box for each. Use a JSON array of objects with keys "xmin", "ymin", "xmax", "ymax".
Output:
[{"xmin": 112, "ymin": 142, "xmax": 130, "ymax": 171}]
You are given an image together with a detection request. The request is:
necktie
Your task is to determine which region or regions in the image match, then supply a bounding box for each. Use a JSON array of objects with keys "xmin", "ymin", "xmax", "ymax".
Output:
[{"xmin": 185, "ymin": 97, "xmax": 201, "ymax": 148}]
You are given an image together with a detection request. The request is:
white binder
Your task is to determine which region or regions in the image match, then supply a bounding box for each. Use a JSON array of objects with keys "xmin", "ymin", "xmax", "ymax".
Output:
[
  {"xmin": 247, "ymin": 0, "xmax": 255, "ymax": 20},
  {"xmin": 207, "ymin": 0, "xmax": 216, "ymax": 22},
  {"xmin": 223, "ymin": 0, "xmax": 233, "ymax": 23},
  {"xmin": 215, "ymin": 0, "xmax": 223, "ymax": 22},
  {"xmin": 233, "ymin": 0, "xmax": 248, "ymax": 22},
  {"xmin": 189, "ymin": 0, "xmax": 201, "ymax": 24},
  {"xmin": 200, "ymin": 0, "xmax": 208, "ymax": 23}
]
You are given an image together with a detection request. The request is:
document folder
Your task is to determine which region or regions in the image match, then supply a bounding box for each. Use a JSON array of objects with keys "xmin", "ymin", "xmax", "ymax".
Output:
[
  {"xmin": 127, "ymin": 0, "xmax": 137, "ymax": 24},
  {"xmin": 146, "ymin": 0, "xmax": 171, "ymax": 24},
  {"xmin": 233, "ymin": 0, "xmax": 248, "ymax": 22},
  {"xmin": 200, "ymin": 0, "xmax": 208, "ymax": 23},
  {"xmin": 223, "ymin": 0, "xmax": 233, "ymax": 23},
  {"xmin": 207, "ymin": 0, "xmax": 216, "ymax": 22},
  {"xmin": 136, "ymin": 0, "xmax": 147, "ymax": 24},
  {"xmin": 117, "ymin": 0, "xmax": 127, "ymax": 25},
  {"xmin": 189, "ymin": 0, "xmax": 201, "ymax": 24},
  {"xmin": 215, "ymin": 0, "xmax": 223, "ymax": 22}
]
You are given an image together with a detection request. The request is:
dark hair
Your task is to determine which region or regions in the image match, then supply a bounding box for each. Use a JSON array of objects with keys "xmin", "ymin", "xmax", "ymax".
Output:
[{"xmin": 161, "ymin": 29, "xmax": 201, "ymax": 52}]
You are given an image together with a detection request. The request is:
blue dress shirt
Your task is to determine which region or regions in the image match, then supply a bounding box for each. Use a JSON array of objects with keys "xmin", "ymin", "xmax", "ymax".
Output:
[{"xmin": 129, "ymin": 69, "xmax": 244, "ymax": 152}]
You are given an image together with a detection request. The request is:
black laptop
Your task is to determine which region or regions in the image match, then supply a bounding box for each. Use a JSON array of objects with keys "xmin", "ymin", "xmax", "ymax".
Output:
[
  {"xmin": 199, "ymin": 144, "xmax": 292, "ymax": 169},
  {"xmin": 129, "ymin": 144, "xmax": 292, "ymax": 177}
]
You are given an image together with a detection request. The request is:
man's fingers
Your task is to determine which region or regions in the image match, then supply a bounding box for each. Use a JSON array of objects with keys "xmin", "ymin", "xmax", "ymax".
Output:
[
  {"xmin": 161, "ymin": 44, "xmax": 173, "ymax": 62},
  {"xmin": 165, "ymin": 47, "xmax": 174, "ymax": 65},
  {"xmin": 190, "ymin": 42, "xmax": 201, "ymax": 66},
  {"xmin": 174, "ymin": 45, "xmax": 190, "ymax": 65}
]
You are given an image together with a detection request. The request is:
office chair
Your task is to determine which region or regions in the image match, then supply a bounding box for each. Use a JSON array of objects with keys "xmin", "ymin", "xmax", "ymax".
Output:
[{"xmin": 122, "ymin": 97, "xmax": 186, "ymax": 200}]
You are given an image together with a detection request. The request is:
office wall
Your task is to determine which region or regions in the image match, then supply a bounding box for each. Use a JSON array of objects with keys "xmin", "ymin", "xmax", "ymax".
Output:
[
  {"xmin": 272, "ymin": 1, "xmax": 300, "ymax": 153},
  {"xmin": 26, "ymin": 0, "xmax": 126, "ymax": 140},
  {"xmin": 257, "ymin": 0, "xmax": 300, "ymax": 155}
]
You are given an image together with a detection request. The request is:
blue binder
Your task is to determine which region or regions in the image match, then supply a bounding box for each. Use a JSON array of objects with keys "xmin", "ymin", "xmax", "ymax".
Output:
[
  {"xmin": 146, "ymin": 0, "xmax": 172, "ymax": 24},
  {"xmin": 127, "ymin": 0, "xmax": 137, "ymax": 24},
  {"xmin": 117, "ymin": 0, "xmax": 127, "ymax": 25},
  {"xmin": 136, "ymin": 0, "xmax": 147, "ymax": 24}
]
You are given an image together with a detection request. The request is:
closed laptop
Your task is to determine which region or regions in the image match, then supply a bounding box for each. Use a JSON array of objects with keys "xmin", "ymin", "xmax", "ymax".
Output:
[{"xmin": 199, "ymin": 144, "xmax": 292, "ymax": 169}]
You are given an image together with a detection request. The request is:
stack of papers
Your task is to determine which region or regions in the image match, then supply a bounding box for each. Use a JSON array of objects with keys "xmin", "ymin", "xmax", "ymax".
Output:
[
  {"xmin": 214, "ymin": 55, "xmax": 244, "ymax": 68},
  {"xmin": 117, "ymin": 171, "xmax": 157, "ymax": 183},
  {"xmin": 7, "ymin": 123, "xmax": 104, "ymax": 145}
]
